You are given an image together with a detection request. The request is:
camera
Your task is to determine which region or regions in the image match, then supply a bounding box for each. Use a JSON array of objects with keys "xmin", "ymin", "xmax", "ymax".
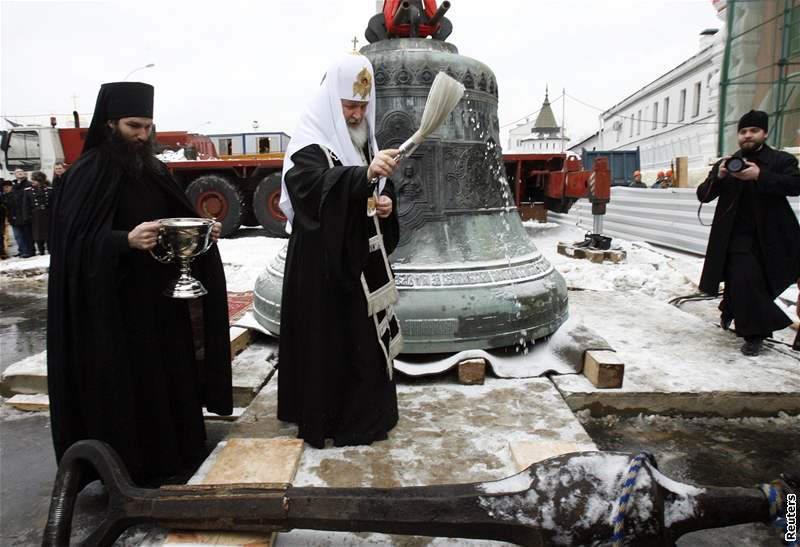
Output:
[{"xmin": 724, "ymin": 156, "xmax": 746, "ymax": 173}]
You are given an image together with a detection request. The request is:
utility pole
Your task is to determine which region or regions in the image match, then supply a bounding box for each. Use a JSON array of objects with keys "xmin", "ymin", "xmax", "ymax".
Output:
[{"xmin": 561, "ymin": 87, "xmax": 566, "ymax": 153}]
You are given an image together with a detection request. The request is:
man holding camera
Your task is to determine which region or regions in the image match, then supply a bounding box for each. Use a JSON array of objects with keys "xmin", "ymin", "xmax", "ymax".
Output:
[{"xmin": 697, "ymin": 110, "xmax": 800, "ymax": 356}]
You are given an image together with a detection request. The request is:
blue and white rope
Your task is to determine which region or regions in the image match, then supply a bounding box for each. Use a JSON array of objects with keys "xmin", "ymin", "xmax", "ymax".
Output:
[
  {"xmin": 611, "ymin": 452, "xmax": 652, "ymax": 546},
  {"xmin": 759, "ymin": 481, "xmax": 798, "ymax": 547}
]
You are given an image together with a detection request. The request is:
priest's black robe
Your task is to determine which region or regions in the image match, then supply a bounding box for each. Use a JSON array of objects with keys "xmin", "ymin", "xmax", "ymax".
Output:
[
  {"xmin": 277, "ymin": 144, "xmax": 400, "ymax": 449},
  {"xmin": 697, "ymin": 144, "xmax": 800, "ymax": 338},
  {"xmin": 47, "ymin": 146, "xmax": 232, "ymax": 484}
]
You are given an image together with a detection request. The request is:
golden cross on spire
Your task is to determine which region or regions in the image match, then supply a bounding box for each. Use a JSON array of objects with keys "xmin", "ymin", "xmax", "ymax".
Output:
[{"xmin": 352, "ymin": 36, "xmax": 359, "ymax": 53}]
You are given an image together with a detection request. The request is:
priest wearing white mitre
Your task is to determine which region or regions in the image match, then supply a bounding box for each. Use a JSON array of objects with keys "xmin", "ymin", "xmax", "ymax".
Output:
[{"xmin": 277, "ymin": 52, "xmax": 405, "ymax": 449}]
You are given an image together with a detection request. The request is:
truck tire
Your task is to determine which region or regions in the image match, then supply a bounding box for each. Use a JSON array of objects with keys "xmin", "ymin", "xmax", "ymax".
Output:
[
  {"xmin": 185, "ymin": 175, "xmax": 242, "ymax": 237},
  {"xmin": 253, "ymin": 173, "xmax": 288, "ymax": 237}
]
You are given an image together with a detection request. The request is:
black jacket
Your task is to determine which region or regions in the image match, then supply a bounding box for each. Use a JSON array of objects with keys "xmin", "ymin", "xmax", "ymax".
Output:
[
  {"xmin": 697, "ymin": 144, "xmax": 800, "ymax": 297},
  {"xmin": 28, "ymin": 185, "xmax": 52, "ymax": 211},
  {"xmin": 3, "ymin": 181, "xmax": 32, "ymax": 226}
]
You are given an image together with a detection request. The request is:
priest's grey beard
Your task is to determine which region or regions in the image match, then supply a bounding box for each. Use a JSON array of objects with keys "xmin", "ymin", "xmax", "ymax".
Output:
[
  {"xmin": 103, "ymin": 125, "xmax": 158, "ymax": 178},
  {"xmin": 348, "ymin": 120, "xmax": 369, "ymax": 152}
]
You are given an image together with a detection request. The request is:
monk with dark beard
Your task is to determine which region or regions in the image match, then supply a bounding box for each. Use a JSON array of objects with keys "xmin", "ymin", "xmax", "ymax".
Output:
[{"xmin": 47, "ymin": 82, "xmax": 232, "ymax": 486}]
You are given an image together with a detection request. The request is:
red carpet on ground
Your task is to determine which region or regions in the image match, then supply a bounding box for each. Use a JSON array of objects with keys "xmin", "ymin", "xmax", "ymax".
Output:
[{"xmin": 227, "ymin": 291, "xmax": 254, "ymax": 324}]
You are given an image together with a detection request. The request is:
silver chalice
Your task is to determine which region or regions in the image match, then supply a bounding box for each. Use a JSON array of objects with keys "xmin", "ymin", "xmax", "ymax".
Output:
[{"xmin": 149, "ymin": 217, "xmax": 215, "ymax": 298}]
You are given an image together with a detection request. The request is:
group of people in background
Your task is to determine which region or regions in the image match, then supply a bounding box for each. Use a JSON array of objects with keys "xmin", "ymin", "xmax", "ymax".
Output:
[
  {"xmin": 628, "ymin": 169, "xmax": 674, "ymax": 189},
  {"xmin": 0, "ymin": 163, "xmax": 63, "ymax": 259}
]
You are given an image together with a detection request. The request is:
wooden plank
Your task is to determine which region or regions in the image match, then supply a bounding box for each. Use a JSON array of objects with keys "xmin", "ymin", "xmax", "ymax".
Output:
[
  {"xmin": 509, "ymin": 440, "xmax": 582, "ymax": 472},
  {"xmin": 5, "ymin": 393, "xmax": 49, "ymax": 411},
  {"xmin": 584, "ymin": 249, "xmax": 605, "ymax": 264},
  {"xmin": 604, "ymin": 249, "xmax": 627, "ymax": 264},
  {"xmin": 164, "ymin": 438, "xmax": 304, "ymax": 546},
  {"xmin": 458, "ymin": 358, "xmax": 486, "ymax": 385},
  {"xmin": 583, "ymin": 350, "xmax": 625, "ymax": 389},
  {"xmin": 230, "ymin": 327, "xmax": 253, "ymax": 360},
  {"xmin": 675, "ymin": 156, "xmax": 689, "ymax": 188}
]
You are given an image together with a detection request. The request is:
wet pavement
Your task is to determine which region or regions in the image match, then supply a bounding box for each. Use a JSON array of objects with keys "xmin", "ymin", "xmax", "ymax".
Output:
[
  {"xmin": 0, "ymin": 291, "xmax": 47, "ymax": 375},
  {"xmin": 0, "ymin": 284, "xmax": 230, "ymax": 545},
  {"xmin": 1, "ymin": 228, "xmax": 798, "ymax": 545},
  {"xmin": 581, "ymin": 412, "xmax": 799, "ymax": 546}
]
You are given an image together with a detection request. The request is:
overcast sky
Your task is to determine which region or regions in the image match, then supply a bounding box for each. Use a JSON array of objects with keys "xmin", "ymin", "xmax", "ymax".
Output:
[{"xmin": 1, "ymin": 0, "xmax": 723, "ymax": 145}]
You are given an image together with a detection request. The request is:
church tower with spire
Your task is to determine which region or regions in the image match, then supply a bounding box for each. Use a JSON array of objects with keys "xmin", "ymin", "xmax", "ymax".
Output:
[{"xmin": 507, "ymin": 86, "xmax": 570, "ymax": 153}]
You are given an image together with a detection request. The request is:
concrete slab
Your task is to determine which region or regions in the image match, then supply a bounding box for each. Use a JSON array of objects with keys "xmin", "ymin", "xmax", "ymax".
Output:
[
  {"xmin": 0, "ymin": 351, "xmax": 46, "ymax": 397},
  {"xmin": 0, "ymin": 338, "xmax": 277, "ymax": 407},
  {"xmin": 230, "ymin": 339, "xmax": 278, "ymax": 407},
  {"xmin": 552, "ymin": 290, "xmax": 800, "ymax": 417},
  {"xmin": 5, "ymin": 393, "xmax": 49, "ymax": 411},
  {"xmin": 226, "ymin": 368, "xmax": 597, "ymax": 546}
]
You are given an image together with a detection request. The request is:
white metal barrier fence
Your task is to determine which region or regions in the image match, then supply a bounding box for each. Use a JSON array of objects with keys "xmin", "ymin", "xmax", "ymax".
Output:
[{"xmin": 549, "ymin": 187, "xmax": 800, "ymax": 256}]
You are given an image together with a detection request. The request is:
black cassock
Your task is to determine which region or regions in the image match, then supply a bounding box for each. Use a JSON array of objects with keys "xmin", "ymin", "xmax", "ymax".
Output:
[
  {"xmin": 47, "ymin": 146, "xmax": 232, "ymax": 484},
  {"xmin": 278, "ymin": 144, "xmax": 400, "ymax": 449},
  {"xmin": 697, "ymin": 144, "xmax": 800, "ymax": 338}
]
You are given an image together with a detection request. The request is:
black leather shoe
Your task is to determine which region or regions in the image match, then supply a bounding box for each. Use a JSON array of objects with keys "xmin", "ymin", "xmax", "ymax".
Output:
[
  {"xmin": 741, "ymin": 339, "xmax": 763, "ymax": 356},
  {"xmin": 720, "ymin": 314, "xmax": 733, "ymax": 331}
]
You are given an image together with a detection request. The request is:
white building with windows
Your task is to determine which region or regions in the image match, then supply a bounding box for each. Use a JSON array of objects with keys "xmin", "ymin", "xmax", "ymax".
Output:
[
  {"xmin": 595, "ymin": 19, "xmax": 727, "ymax": 186},
  {"xmin": 507, "ymin": 89, "xmax": 570, "ymax": 153}
]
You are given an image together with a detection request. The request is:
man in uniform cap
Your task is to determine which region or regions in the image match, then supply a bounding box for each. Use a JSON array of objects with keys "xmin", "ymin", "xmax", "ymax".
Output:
[
  {"xmin": 277, "ymin": 53, "xmax": 403, "ymax": 448},
  {"xmin": 697, "ymin": 110, "xmax": 800, "ymax": 356},
  {"xmin": 47, "ymin": 82, "xmax": 232, "ymax": 485}
]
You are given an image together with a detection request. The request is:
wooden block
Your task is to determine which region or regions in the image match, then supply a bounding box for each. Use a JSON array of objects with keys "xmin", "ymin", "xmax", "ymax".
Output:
[
  {"xmin": 518, "ymin": 202, "xmax": 548, "ymax": 223},
  {"xmin": 509, "ymin": 440, "xmax": 582, "ymax": 472},
  {"xmin": 458, "ymin": 358, "xmax": 486, "ymax": 385},
  {"xmin": 604, "ymin": 249, "xmax": 627, "ymax": 264},
  {"xmin": 5, "ymin": 393, "xmax": 49, "ymax": 411},
  {"xmin": 165, "ymin": 438, "xmax": 303, "ymax": 546},
  {"xmin": 583, "ymin": 350, "xmax": 624, "ymax": 389},
  {"xmin": 584, "ymin": 249, "xmax": 605, "ymax": 264},
  {"xmin": 557, "ymin": 241, "xmax": 575, "ymax": 257},
  {"xmin": 230, "ymin": 327, "xmax": 253, "ymax": 360}
]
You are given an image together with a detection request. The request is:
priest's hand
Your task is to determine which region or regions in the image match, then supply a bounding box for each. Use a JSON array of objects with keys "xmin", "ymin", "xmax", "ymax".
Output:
[
  {"xmin": 730, "ymin": 160, "xmax": 760, "ymax": 182},
  {"xmin": 367, "ymin": 148, "xmax": 400, "ymax": 180},
  {"xmin": 376, "ymin": 195, "xmax": 393, "ymax": 218},
  {"xmin": 128, "ymin": 221, "xmax": 161, "ymax": 250},
  {"xmin": 211, "ymin": 221, "xmax": 222, "ymax": 243}
]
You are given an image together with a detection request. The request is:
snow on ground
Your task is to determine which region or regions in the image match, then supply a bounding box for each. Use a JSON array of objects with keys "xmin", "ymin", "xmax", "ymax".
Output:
[
  {"xmin": 523, "ymin": 221, "xmax": 701, "ymax": 302},
  {"xmin": 0, "ymin": 230, "xmax": 285, "ymax": 293},
  {"xmin": 217, "ymin": 230, "xmax": 285, "ymax": 292},
  {"xmin": 0, "ymin": 254, "xmax": 50, "ymax": 277}
]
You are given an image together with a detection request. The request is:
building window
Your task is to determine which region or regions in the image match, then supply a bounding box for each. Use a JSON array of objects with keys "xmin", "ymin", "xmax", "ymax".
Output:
[
  {"xmin": 257, "ymin": 137, "xmax": 271, "ymax": 154},
  {"xmin": 652, "ymin": 102, "xmax": 659, "ymax": 129},
  {"xmin": 637, "ymin": 110, "xmax": 642, "ymax": 135},
  {"xmin": 692, "ymin": 81, "xmax": 701, "ymax": 117},
  {"xmin": 663, "ymin": 97, "xmax": 669, "ymax": 126},
  {"xmin": 678, "ymin": 89, "xmax": 686, "ymax": 121},
  {"xmin": 629, "ymin": 114, "xmax": 634, "ymax": 137},
  {"xmin": 218, "ymin": 138, "xmax": 233, "ymax": 155}
]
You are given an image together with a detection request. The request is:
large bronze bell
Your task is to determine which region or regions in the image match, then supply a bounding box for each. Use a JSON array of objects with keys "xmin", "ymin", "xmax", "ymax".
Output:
[{"xmin": 254, "ymin": 10, "xmax": 568, "ymax": 354}]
